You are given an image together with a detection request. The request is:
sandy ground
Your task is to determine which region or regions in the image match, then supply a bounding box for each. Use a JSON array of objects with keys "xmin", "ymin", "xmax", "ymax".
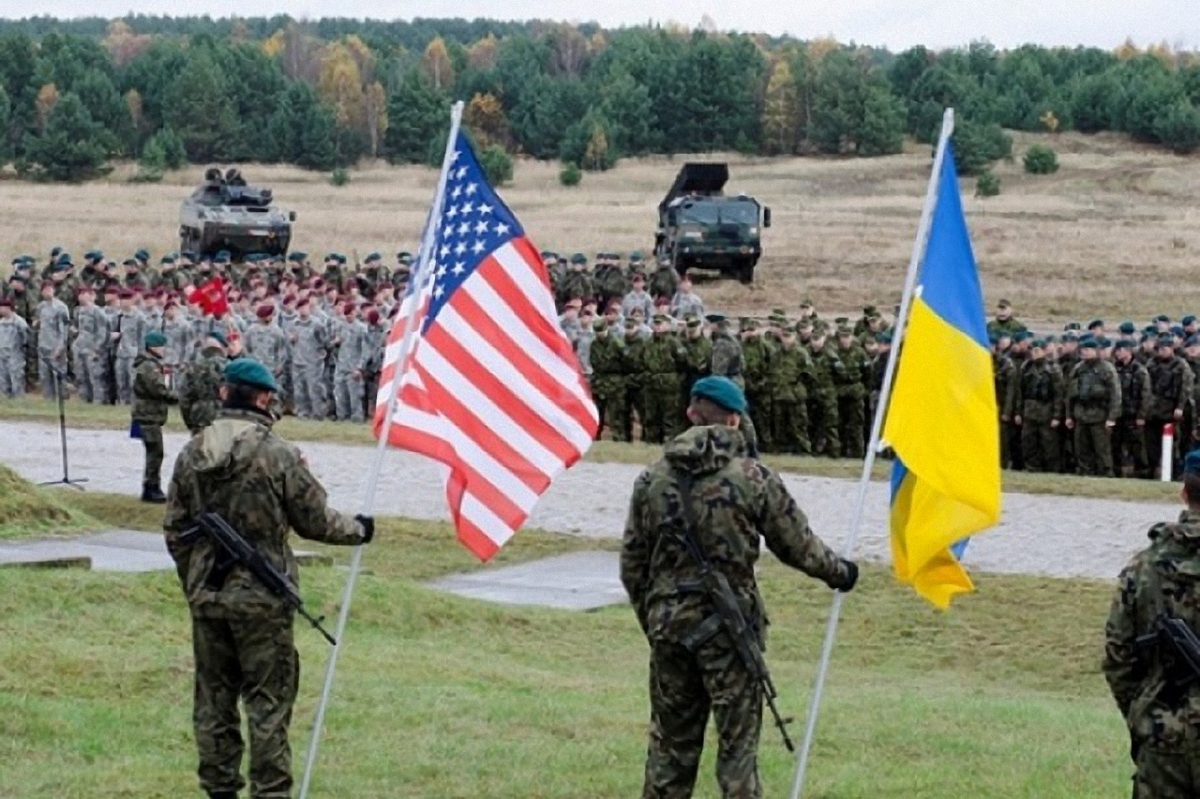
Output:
[{"xmin": 0, "ymin": 420, "xmax": 1173, "ymax": 581}]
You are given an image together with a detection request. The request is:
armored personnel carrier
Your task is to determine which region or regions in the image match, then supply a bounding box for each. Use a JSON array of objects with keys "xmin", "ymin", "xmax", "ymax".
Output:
[
  {"xmin": 179, "ymin": 168, "xmax": 296, "ymax": 260},
  {"xmin": 654, "ymin": 163, "xmax": 770, "ymax": 283}
]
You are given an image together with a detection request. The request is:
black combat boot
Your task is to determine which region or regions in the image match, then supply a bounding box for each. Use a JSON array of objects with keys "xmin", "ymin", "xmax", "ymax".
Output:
[{"xmin": 141, "ymin": 482, "xmax": 167, "ymax": 504}]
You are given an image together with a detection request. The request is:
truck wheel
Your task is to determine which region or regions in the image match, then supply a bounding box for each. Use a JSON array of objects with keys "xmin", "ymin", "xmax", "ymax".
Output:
[{"xmin": 737, "ymin": 261, "xmax": 755, "ymax": 284}]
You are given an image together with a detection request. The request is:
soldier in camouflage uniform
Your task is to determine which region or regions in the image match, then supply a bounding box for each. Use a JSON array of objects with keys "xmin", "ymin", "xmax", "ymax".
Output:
[
  {"xmin": 35, "ymin": 281, "xmax": 71, "ymax": 399},
  {"xmin": 648, "ymin": 255, "xmax": 680, "ymax": 300},
  {"xmin": 623, "ymin": 317, "xmax": 649, "ymax": 442},
  {"xmin": 741, "ymin": 320, "xmax": 774, "ymax": 454},
  {"xmin": 807, "ymin": 326, "xmax": 842, "ymax": 458},
  {"xmin": 559, "ymin": 254, "xmax": 593, "ymax": 306},
  {"xmin": 707, "ymin": 315, "xmax": 758, "ymax": 456},
  {"xmin": 1066, "ymin": 336, "xmax": 1122, "ymax": 477},
  {"xmin": 245, "ymin": 305, "xmax": 290, "ymax": 414},
  {"xmin": 133, "ymin": 331, "xmax": 177, "ymax": 502},
  {"xmin": 621, "ymin": 376, "xmax": 857, "ymax": 799},
  {"xmin": 181, "ymin": 332, "xmax": 229, "ymax": 435},
  {"xmin": 588, "ymin": 319, "xmax": 624, "ymax": 440},
  {"xmin": 678, "ymin": 317, "xmax": 713, "ymax": 430},
  {"xmin": 1104, "ymin": 452, "xmax": 1200, "ymax": 798},
  {"xmin": 1146, "ymin": 335, "xmax": 1193, "ymax": 479},
  {"xmin": 833, "ymin": 326, "xmax": 869, "ymax": 460},
  {"xmin": 163, "ymin": 358, "xmax": 372, "ymax": 799},
  {"xmin": 0, "ymin": 299, "xmax": 30, "ymax": 397},
  {"xmin": 1010, "ymin": 339, "xmax": 1065, "ymax": 473},
  {"xmin": 770, "ymin": 326, "xmax": 813, "ymax": 455},
  {"xmin": 642, "ymin": 314, "xmax": 686, "ymax": 444},
  {"xmin": 992, "ymin": 334, "xmax": 1018, "ymax": 469},
  {"xmin": 113, "ymin": 289, "xmax": 146, "ymax": 405},
  {"xmin": 1113, "ymin": 342, "xmax": 1153, "ymax": 478},
  {"xmin": 288, "ymin": 298, "xmax": 329, "ymax": 420},
  {"xmin": 332, "ymin": 303, "xmax": 370, "ymax": 423},
  {"xmin": 73, "ymin": 286, "xmax": 110, "ymax": 403}
]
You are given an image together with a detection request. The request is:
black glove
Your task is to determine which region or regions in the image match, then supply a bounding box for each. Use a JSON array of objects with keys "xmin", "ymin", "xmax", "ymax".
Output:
[
  {"xmin": 836, "ymin": 559, "xmax": 859, "ymax": 593},
  {"xmin": 355, "ymin": 514, "xmax": 375, "ymax": 544}
]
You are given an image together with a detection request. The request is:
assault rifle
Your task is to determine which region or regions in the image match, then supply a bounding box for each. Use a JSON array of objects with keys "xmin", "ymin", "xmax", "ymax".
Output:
[
  {"xmin": 180, "ymin": 511, "xmax": 337, "ymax": 645},
  {"xmin": 1136, "ymin": 613, "xmax": 1200, "ymax": 687},
  {"xmin": 675, "ymin": 473, "xmax": 794, "ymax": 751}
]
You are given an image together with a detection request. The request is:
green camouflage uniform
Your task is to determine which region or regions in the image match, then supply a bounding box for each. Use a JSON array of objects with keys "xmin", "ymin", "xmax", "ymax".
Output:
[
  {"xmin": 807, "ymin": 343, "xmax": 842, "ymax": 458},
  {"xmin": 1104, "ymin": 510, "xmax": 1200, "ymax": 798},
  {"xmin": 769, "ymin": 340, "xmax": 812, "ymax": 454},
  {"xmin": 642, "ymin": 331, "xmax": 686, "ymax": 444},
  {"xmin": 181, "ymin": 346, "xmax": 228, "ymax": 434},
  {"xmin": 1146, "ymin": 355, "xmax": 1193, "ymax": 478},
  {"xmin": 1011, "ymin": 357, "xmax": 1065, "ymax": 473},
  {"xmin": 589, "ymin": 330, "xmax": 626, "ymax": 440},
  {"xmin": 132, "ymin": 350, "xmax": 176, "ymax": 488},
  {"xmin": 1068, "ymin": 358, "xmax": 1122, "ymax": 476},
  {"xmin": 741, "ymin": 336, "xmax": 774, "ymax": 453},
  {"xmin": 620, "ymin": 425, "xmax": 852, "ymax": 799},
  {"xmin": 679, "ymin": 332, "xmax": 713, "ymax": 430},
  {"xmin": 710, "ymin": 330, "xmax": 758, "ymax": 456},
  {"xmin": 1114, "ymin": 357, "xmax": 1152, "ymax": 478},
  {"xmin": 624, "ymin": 332, "xmax": 649, "ymax": 442},
  {"xmin": 833, "ymin": 340, "xmax": 869, "ymax": 459},
  {"xmin": 163, "ymin": 409, "xmax": 367, "ymax": 799},
  {"xmin": 993, "ymin": 352, "xmax": 1018, "ymax": 469}
]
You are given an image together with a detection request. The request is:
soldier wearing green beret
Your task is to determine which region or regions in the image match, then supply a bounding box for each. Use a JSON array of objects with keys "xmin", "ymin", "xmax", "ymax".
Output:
[
  {"xmin": 133, "ymin": 331, "xmax": 177, "ymax": 502},
  {"xmin": 1066, "ymin": 336, "xmax": 1121, "ymax": 476},
  {"xmin": 807, "ymin": 326, "xmax": 842, "ymax": 457},
  {"xmin": 1112, "ymin": 340, "xmax": 1152, "ymax": 478},
  {"xmin": 740, "ymin": 319, "xmax": 775, "ymax": 453},
  {"xmin": 163, "ymin": 358, "xmax": 373, "ymax": 799},
  {"xmin": 621, "ymin": 375, "xmax": 857, "ymax": 799},
  {"xmin": 1011, "ymin": 337, "xmax": 1066, "ymax": 473},
  {"xmin": 833, "ymin": 324, "xmax": 870, "ymax": 459}
]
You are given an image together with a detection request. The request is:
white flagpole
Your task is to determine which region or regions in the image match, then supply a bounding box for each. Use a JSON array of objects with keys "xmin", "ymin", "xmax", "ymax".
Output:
[
  {"xmin": 298, "ymin": 100, "xmax": 466, "ymax": 799},
  {"xmin": 787, "ymin": 107, "xmax": 956, "ymax": 799}
]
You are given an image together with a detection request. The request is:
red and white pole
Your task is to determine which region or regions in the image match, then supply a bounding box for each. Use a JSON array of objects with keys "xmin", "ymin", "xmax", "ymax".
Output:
[{"xmin": 1162, "ymin": 423, "xmax": 1175, "ymax": 482}]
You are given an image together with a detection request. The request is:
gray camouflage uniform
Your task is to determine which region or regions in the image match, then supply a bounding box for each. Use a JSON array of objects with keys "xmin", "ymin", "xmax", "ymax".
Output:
[
  {"xmin": 0, "ymin": 313, "xmax": 30, "ymax": 397},
  {"xmin": 73, "ymin": 303, "xmax": 110, "ymax": 403},
  {"xmin": 36, "ymin": 296, "xmax": 71, "ymax": 398}
]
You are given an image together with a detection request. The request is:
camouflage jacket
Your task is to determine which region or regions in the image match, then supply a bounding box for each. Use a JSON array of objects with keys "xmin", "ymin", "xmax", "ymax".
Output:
[
  {"xmin": 163, "ymin": 408, "xmax": 366, "ymax": 618},
  {"xmin": 1146, "ymin": 355, "xmax": 1193, "ymax": 421},
  {"xmin": 589, "ymin": 334, "xmax": 624, "ymax": 379},
  {"xmin": 620, "ymin": 425, "xmax": 851, "ymax": 641},
  {"xmin": 132, "ymin": 351, "xmax": 176, "ymax": 425},
  {"xmin": 709, "ymin": 333, "xmax": 744, "ymax": 386},
  {"xmin": 1115, "ymin": 359, "xmax": 1152, "ymax": 421},
  {"xmin": 741, "ymin": 337, "xmax": 774, "ymax": 391},
  {"xmin": 1069, "ymin": 358, "xmax": 1122, "ymax": 424},
  {"xmin": 181, "ymin": 346, "xmax": 227, "ymax": 432},
  {"xmin": 771, "ymin": 343, "xmax": 813, "ymax": 402},
  {"xmin": 1104, "ymin": 510, "xmax": 1200, "ymax": 748},
  {"xmin": 679, "ymin": 335, "xmax": 713, "ymax": 385},
  {"xmin": 648, "ymin": 265, "xmax": 679, "ymax": 299},
  {"xmin": 1011, "ymin": 358, "xmax": 1065, "ymax": 423},
  {"xmin": 0, "ymin": 314, "xmax": 30, "ymax": 352}
]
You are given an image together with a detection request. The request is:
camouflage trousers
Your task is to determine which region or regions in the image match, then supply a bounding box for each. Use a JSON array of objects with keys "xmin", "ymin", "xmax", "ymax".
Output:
[
  {"xmin": 808, "ymin": 390, "xmax": 840, "ymax": 458},
  {"xmin": 116, "ymin": 354, "xmax": 136, "ymax": 404},
  {"xmin": 771, "ymin": 396, "xmax": 810, "ymax": 455},
  {"xmin": 644, "ymin": 375, "xmax": 682, "ymax": 444},
  {"xmin": 191, "ymin": 613, "xmax": 299, "ymax": 799},
  {"xmin": 140, "ymin": 423, "xmax": 164, "ymax": 486},
  {"xmin": 0, "ymin": 349, "xmax": 26, "ymax": 397},
  {"xmin": 1019, "ymin": 419, "xmax": 1061, "ymax": 473},
  {"xmin": 641, "ymin": 637, "xmax": 763, "ymax": 799},
  {"xmin": 1133, "ymin": 745, "xmax": 1200, "ymax": 798},
  {"xmin": 591, "ymin": 376, "xmax": 626, "ymax": 441},
  {"xmin": 291, "ymin": 362, "xmax": 326, "ymax": 419},
  {"xmin": 837, "ymin": 390, "xmax": 866, "ymax": 460},
  {"xmin": 1074, "ymin": 421, "xmax": 1113, "ymax": 477},
  {"xmin": 1112, "ymin": 418, "xmax": 1150, "ymax": 478},
  {"xmin": 745, "ymin": 388, "xmax": 772, "ymax": 453},
  {"xmin": 73, "ymin": 349, "xmax": 108, "ymax": 404},
  {"xmin": 38, "ymin": 350, "xmax": 67, "ymax": 401},
  {"xmin": 333, "ymin": 369, "xmax": 364, "ymax": 423}
]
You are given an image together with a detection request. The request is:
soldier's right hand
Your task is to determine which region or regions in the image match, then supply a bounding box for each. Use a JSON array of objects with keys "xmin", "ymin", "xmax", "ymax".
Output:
[
  {"xmin": 833, "ymin": 559, "xmax": 858, "ymax": 593},
  {"xmin": 355, "ymin": 514, "xmax": 375, "ymax": 544}
]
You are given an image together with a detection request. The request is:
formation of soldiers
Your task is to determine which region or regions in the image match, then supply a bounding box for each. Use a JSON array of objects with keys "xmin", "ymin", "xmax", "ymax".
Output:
[
  {"xmin": 991, "ymin": 300, "xmax": 1200, "ymax": 479},
  {"xmin": 0, "ymin": 247, "xmax": 405, "ymax": 424}
]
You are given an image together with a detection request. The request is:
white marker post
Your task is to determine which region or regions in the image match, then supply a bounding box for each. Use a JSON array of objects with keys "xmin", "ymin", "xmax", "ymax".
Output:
[
  {"xmin": 297, "ymin": 101, "xmax": 465, "ymax": 799},
  {"xmin": 1162, "ymin": 423, "xmax": 1175, "ymax": 482},
  {"xmin": 787, "ymin": 108, "xmax": 957, "ymax": 799}
]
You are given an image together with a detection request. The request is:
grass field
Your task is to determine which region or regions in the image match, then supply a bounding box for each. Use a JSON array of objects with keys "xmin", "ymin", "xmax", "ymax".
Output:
[
  {"xmin": 0, "ymin": 394, "xmax": 1182, "ymax": 504},
  {"xmin": 2, "ymin": 131, "xmax": 1199, "ymax": 323},
  {"xmin": 0, "ymin": 484, "xmax": 1134, "ymax": 798}
]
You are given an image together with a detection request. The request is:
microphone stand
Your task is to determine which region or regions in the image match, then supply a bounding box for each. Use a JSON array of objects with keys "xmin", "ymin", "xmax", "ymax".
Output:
[{"xmin": 39, "ymin": 370, "xmax": 88, "ymax": 490}]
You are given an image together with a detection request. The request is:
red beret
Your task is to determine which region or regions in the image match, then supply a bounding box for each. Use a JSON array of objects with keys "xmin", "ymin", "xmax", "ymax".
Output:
[
  {"xmin": 256, "ymin": 304, "xmax": 274, "ymax": 319},
  {"xmin": 296, "ymin": 297, "xmax": 311, "ymax": 308},
  {"xmin": 0, "ymin": 299, "xmax": 12, "ymax": 308},
  {"xmin": 342, "ymin": 302, "xmax": 355, "ymax": 315},
  {"xmin": 118, "ymin": 289, "xmax": 134, "ymax": 299},
  {"xmin": 366, "ymin": 310, "xmax": 380, "ymax": 325}
]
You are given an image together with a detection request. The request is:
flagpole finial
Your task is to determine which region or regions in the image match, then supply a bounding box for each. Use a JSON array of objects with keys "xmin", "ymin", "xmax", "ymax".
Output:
[{"xmin": 942, "ymin": 107, "xmax": 956, "ymax": 140}]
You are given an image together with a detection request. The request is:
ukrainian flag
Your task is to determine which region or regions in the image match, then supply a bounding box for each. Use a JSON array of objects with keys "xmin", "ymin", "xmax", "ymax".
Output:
[{"xmin": 883, "ymin": 142, "xmax": 1001, "ymax": 609}]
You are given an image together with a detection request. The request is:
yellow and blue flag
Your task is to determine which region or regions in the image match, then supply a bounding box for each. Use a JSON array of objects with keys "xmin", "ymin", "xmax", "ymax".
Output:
[{"xmin": 882, "ymin": 142, "xmax": 1001, "ymax": 609}]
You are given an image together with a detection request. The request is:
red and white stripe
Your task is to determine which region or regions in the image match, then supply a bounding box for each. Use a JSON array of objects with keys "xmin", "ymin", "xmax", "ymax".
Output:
[{"xmin": 373, "ymin": 238, "xmax": 598, "ymax": 560}]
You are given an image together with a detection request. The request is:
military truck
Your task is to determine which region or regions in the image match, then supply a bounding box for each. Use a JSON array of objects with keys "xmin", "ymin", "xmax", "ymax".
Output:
[
  {"xmin": 179, "ymin": 168, "xmax": 296, "ymax": 260},
  {"xmin": 654, "ymin": 163, "xmax": 770, "ymax": 283}
]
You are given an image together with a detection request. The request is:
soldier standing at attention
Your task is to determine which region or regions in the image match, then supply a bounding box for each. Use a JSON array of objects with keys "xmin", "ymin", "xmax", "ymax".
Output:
[
  {"xmin": 35, "ymin": 280, "xmax": 71, "ymax": 399},
  {"xmin": 1011, "ymin": 338, "xmax": 1065, "ymax": 473},
  {"xmin": 1145, "ymin": 334, "xmax": 1193, "ymax": 479},
  {"xmin": 1104, "ymin": 452, "xmax": 1200, "ymax": 797},
  {"xmin": 180, "ymin": 332, "xmax": 229, "ymax": 435},
  {"xmin": 620, "ymin": 376, "xmax": 857, "ymax": 799},
  {"xmin": 1112, "ymin": 341, "xmax": 1152, "ymax": 478},
  {"xmin": 163, "ymin": 359, "xmax": 373, "ymax": 799},
  {"xmin": 1066, "ymin": 336, "xmax": 1122, "ymax": 477},
  {"xmin": 0, "ymin": 299, "xmax": 30, "ymax": 397},
  {"xmin": 133, "ymin": 331, "xmax": 177, "ymax": 503}
]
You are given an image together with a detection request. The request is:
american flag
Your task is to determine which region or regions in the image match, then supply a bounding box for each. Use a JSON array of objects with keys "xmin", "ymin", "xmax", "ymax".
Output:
[{"xmin": 373, "ymin": 131, "xmax": 599, "ymax": 560}]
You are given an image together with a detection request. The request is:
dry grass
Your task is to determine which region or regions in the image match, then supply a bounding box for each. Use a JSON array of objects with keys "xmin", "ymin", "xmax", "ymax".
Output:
[{"xmin": 3, "ymin": 131, "xmax": 1200, "ymax": 323}]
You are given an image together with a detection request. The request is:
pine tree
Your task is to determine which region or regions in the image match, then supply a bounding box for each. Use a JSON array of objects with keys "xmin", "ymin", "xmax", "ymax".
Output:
[
  {"xmin": 762, "ymin": 59, "xmax": 799, "ymax": 155},
  {"xmin": 0, "ymin": 85, "xmax": 10, "ymax": 163},
  {"xmin": 383, "ymin": 69, "xmax": 446, "ymax": 164},
  {"xmin": 21, "ymin": 92, "xmax": 113, "ymax": 181},
  {"xmin": 164, "ymin": 49, "xmax": 236, "ymax": 162}
]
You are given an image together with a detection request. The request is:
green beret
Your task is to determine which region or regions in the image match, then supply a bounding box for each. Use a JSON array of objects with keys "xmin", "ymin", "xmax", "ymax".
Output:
[
  {"xmin": 691, "ymin": 376, "xmax": 747, "ymax": 414},
  {"xmin": 144, "ymin": 331, "xmax": 167, "ymax": 348},
  {"xmin": 365, "ymin": 253, "xmax": 382, "ymax": 263},
  {"xmin": 135, "ymin": 249, "xmax": 150, "ymax": 262},
  {"xmin": 208, "ymin": 330, "xmax": 228, "ymax": 347},
  {"xmin": 1114, "ymin": 340, "xmax": 1134, "ymax": 351},
  {"xmin": 1079, "ymin": 336, "xmax": 1098, "ymax": 349},
  {"xmin": 570, "ymin": 253, "xmax": 587, "ymax": 265},
  {"xmin": 1118, "ymin": 321, "xmax": 1136, "ymax": 334},
  {"xmin": 629, "ymin": 251, "xmax": 644, "ymax": 262},
  {"xmin": 288, "ymin": 252, "xmax": 306, "ymax": 263},
  {"xmin": 705, "ymin": 314, "xmax": 726, "ymax": 324},
  {"xmin": 224, "ymin": 358, "xmax": 279, "ymax": 393}
]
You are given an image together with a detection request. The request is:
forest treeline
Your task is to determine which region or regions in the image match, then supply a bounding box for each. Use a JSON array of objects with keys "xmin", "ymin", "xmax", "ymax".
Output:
[{"xmin": 0, "ymin": 15, "xmax": 1199, "ymax": 181}]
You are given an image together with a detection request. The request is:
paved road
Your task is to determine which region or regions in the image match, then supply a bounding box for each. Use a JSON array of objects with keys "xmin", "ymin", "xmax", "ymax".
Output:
[{"xmin": 2, "ymin": 420, "xmax": 1172, "ymax": 580}]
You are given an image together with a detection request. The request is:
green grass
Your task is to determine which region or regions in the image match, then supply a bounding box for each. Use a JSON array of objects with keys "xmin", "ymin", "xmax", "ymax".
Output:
[
  {"xmin": 0, "ymin": 395, "xmax": 1182, "ymax": 503},
  {"xmin": 0, "ymin": 493, "xmax": 1132, "ymax": 797},
  {"xmin": 0, "ymin": 464, "xmax": 94, "ymax": 540}
]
